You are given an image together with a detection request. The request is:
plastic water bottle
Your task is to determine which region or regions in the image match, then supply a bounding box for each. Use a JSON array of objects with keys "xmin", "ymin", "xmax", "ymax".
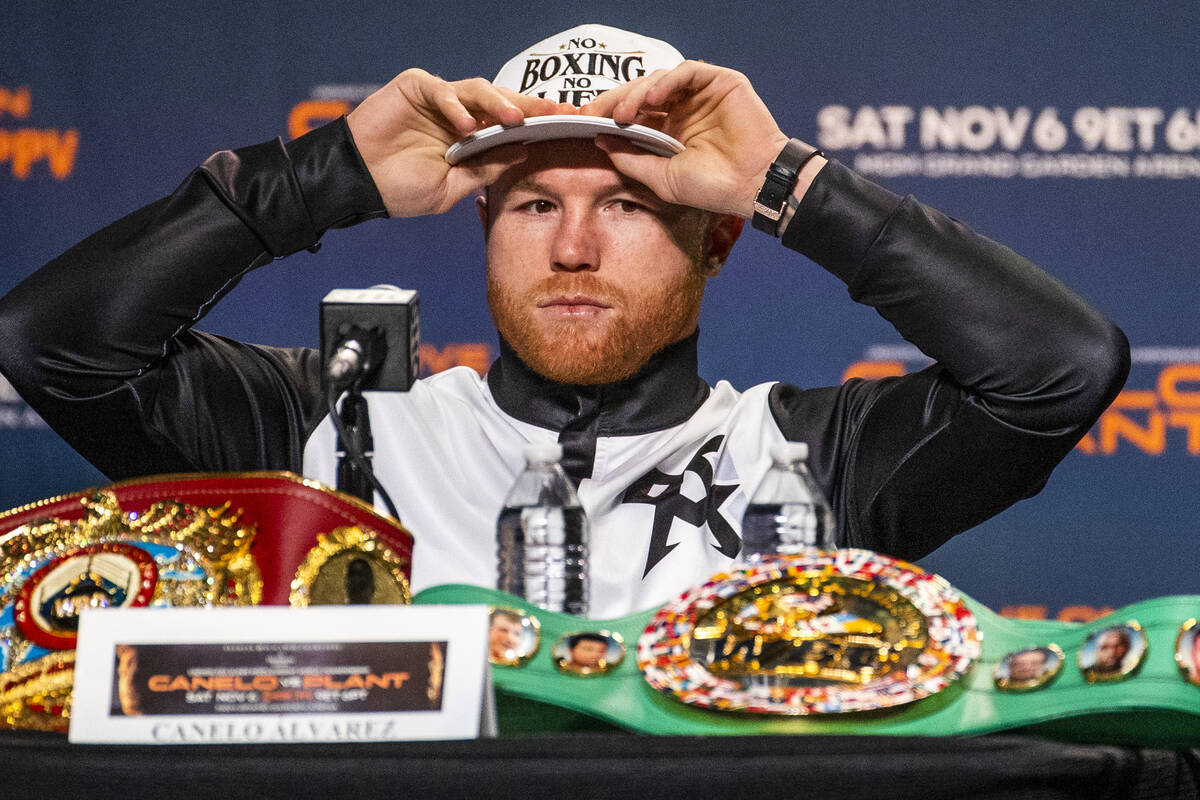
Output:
[
  {"xmin": 739, "ymin": 441, "xmax": 835, "ymax": 562},
  {"xmin": 496, "ymin": 442, "xmax": 589, "ymax": 615}
]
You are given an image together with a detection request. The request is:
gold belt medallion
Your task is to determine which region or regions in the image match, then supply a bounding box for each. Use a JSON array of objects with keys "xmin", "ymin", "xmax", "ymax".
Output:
[
  {"xmin": 638, "ymin": 550, "xmax": 981, "ymax": 715},
  {"xmin": 288, "ymin": 526, "xmax": 411, "ymax": 607}
]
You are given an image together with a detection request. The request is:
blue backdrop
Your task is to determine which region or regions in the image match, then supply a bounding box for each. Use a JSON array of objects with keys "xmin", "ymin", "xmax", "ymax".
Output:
[{"xmin": 2, "ymin": 2, "xmax": 1197, "ymax": 619}]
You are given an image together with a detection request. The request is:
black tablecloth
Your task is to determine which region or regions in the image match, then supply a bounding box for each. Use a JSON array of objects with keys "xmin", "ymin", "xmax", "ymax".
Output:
[{"xmin": 1, "ymin": 731, "xmax": 1198, "ymax": 800}]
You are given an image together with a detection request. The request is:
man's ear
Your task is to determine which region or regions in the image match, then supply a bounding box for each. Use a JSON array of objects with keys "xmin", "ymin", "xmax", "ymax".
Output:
[
  {"xmin": 701, "ymin": 214, "xmax": 744, "ymax": 277},
  {"xmin": 475, "ymin": 192, "xmax": 490, "ymax": 239}
]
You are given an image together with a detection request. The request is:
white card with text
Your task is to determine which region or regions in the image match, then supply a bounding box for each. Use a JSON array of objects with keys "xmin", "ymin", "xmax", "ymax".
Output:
[{"xmin": 69, "ymin": 604, "xmax": 492, "ymax": 744}]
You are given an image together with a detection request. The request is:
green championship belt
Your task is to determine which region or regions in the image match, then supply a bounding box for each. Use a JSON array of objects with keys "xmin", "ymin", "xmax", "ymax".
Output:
[{"xmin": 415, "ymin": 550, "xmax": 1200, "ymax": 748}]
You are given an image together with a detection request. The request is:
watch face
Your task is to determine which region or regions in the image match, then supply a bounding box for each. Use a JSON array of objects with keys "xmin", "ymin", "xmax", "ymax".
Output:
[
  {"xmin": 487, "ymin": 606, "xmax": 540, "ymax": 667},
  {"xmin": 1078, "ymin": 622, "xmax": 1147, "ymax": 683},
  {"xmin": 639, "ymin": 549, "xmax": 980, "ymax": 715}
]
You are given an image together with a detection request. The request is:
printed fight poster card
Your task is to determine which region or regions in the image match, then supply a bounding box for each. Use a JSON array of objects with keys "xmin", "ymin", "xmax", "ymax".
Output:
[{"xmin": 69, "ymin": 605, "xmax": 493, "ymax": 744}]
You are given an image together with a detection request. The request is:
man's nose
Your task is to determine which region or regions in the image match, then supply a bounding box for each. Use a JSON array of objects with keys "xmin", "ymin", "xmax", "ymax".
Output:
[{"xmin": 550, "ymin": 210, "xmax": 601, "ymax": 272}]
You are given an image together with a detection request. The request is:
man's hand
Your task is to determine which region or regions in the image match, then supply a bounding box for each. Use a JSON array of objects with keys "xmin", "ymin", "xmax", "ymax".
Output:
[
  {"xmin": 346, "ymin": 70, "xmax": 558, "ymax": 217},
  {"xmin": 580, "ymin": 62, "xmax": 804, "ymax": 219}
]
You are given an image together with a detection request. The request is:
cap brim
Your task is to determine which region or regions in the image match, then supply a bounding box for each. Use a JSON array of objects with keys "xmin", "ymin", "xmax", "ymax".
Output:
[{"xmin": 444, "ymin": 115, "xmax": 683, "ymax": 166}]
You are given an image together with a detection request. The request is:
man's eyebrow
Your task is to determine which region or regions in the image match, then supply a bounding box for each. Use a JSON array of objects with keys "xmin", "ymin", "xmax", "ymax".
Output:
[
  {"xmin": 504, "ymin": 176, "xmax": 661, "ymax": 203},
  {"xmin": 608, "ymin": 180, "xmax": 663, "ymax": 203},
  {"xmin": 505, "ymin": 176, "xmax": 554, "ymax": 195}
]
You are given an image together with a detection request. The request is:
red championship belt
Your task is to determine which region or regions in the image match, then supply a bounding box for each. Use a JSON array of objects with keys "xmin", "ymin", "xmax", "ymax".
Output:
[
  {"xmin": 0, "ymin": 471, "xmax": 413, "ymax": 606},
  {"xmin": 0, "ymin": 472, "xmax": 414, "ymax": 730}
]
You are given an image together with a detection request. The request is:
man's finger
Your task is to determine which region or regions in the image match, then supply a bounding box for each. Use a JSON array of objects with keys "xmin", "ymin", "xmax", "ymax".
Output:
[
  {"xmin": 642, "ymin": 60, "xmax": 719, "ymax": 107},
  {"xmin": 578, "ymin": 71, "xmax": 666, "ymax": 122},
  {"xmin": 611, "ymin": 70, "xmax": 671, "ymax": 125},
  {"xmin": 452, "ymin": 77, "xmax": 527, "ymax": 128},
  {"xmin": 414, "ymin": 79, "xmax": 479, "ymax": 135},
  {"xmin": 454, "ymin": 79, "xmax": 562, "ymax": 129},
  {"xmin": 594, "ymin": 134, "xmax": 674, "ymax": 202},
  {"xmin": 578, "ymin": 83, "xmax": 628, "ymax": 118},
  {"xmin": 494, "ymin": 86, "xmax": 560, "ymax": 117},
  {"xmin": 392, "ymin": 69, "xmax": 480, "ymax": 135}
]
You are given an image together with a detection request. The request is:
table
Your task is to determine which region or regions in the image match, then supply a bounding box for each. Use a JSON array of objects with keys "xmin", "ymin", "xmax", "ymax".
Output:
[{"xmin": 2, "ymin": 730, "xmax": 1197, "ymax": 799}]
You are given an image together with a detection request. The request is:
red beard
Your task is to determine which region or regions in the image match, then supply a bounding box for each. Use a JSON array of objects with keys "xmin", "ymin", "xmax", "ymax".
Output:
[{"xmin": 487, "ymin": 271, "xmax": 705, "ymax": 385}]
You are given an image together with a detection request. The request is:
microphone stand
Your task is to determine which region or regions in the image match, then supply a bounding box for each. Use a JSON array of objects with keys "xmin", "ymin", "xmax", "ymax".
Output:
[
  {"xmin": 335, "ymin": 384, "xmax": 375, "ymax": 506},
  {"xmin": 320, "ymin": 302, "xmax": 409, "ymax": 522}
]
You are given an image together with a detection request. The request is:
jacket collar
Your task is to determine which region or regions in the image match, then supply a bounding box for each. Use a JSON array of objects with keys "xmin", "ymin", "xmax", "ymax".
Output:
[{"xmin": 486, "ymin": 330, "xmax": 710, "ymax": 436}]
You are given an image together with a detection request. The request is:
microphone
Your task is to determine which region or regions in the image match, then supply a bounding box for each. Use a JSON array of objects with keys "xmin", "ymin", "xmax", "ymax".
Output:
[
  {"xmin": 320, "ymin": 285, "xmax": 419, "ymax": 393},
  {"xmin": 319, "ymin": 285, "xmax": 419, "ymax": 519},
  {"xmin": 324, "ymin": 326, "xmax": 382, "ymax": 390}
]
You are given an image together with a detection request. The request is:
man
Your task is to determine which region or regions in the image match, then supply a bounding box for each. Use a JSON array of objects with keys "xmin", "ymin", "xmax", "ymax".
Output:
[
  {"xmin": 488, "ymin": 608, "xmax": 524, "ymax": 662},
  {"xmin": 560, "ymin": 633, "xmax": 610, "ymax": 672},
  {"xmin": 113, "ymin": 644, "xmax": 144, "ymax": 716},
  {"xmin": 1004, "ymin": 648, "xmax": 1049, "ymax": 685},
  {"xmin": 0, "ymin": 26, "xmax": 1127, "ymax": 617},
  {"xmin": 1089, "ymin": 628, "xmax": 1131, "ymax": 676}
]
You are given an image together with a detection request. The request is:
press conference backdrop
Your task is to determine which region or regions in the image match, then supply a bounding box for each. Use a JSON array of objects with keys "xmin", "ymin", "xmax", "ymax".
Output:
[{"xmin": 2, "ymin": 3, "xmax": 1196, "ymax": 620}]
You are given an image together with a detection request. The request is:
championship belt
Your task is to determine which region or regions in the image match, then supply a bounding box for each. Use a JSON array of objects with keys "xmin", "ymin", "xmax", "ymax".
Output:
[
  {"xmin": 416, "ymin": 550, "xmax": 1200, "ymax": 747},
  {"xmin": 0, "ymin": 472, "xmax": 414, "ymax": 731}
]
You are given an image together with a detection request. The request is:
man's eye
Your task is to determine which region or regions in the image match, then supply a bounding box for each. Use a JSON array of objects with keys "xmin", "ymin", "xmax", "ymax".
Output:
[
  {"xmin": 615, "ymin": 200, "xmax": 643, "ymax": 213},
  {"xmin": 521, "ymin": 200, "xmax": 554, "ymax": 214}
]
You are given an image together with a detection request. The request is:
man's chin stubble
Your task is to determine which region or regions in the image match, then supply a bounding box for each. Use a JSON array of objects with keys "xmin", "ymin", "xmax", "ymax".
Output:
[
  {"xmin": 504, "ymin": 318, "xmax": 653, "ymax": 385},
  {"xmin": 487, "ymin": 268, "xmax": 706, "ymax": 385}
]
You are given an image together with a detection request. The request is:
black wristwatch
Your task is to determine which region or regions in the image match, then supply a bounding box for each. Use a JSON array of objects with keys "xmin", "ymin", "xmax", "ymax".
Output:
[{"xmin": 752, "ymin": 139, "xmax": 823, "ymax": 237}]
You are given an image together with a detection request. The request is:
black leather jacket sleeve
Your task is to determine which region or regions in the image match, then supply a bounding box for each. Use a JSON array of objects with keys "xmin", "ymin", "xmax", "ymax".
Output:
[
  {"xmin": 0, "ymin": 118, "xmax": 386, "ymax": 479},
  {"xmin": 771, "ymin": 161, "xmax": 1129, "ymax": 558}
]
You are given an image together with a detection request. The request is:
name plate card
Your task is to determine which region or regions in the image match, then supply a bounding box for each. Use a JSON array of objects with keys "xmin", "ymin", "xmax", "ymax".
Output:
[{"xmin": 69, "ymin": 605, "xmax": 493, "ymax": 744}]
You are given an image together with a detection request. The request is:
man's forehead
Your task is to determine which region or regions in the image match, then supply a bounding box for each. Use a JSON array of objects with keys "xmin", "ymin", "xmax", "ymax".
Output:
[{"xmin": 490, "ymin": 139, "xmax": 652, "ymax": 196}]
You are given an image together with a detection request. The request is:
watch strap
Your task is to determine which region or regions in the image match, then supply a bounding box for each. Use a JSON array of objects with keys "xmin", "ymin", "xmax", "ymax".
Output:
[{"xmin": 752, "ymin": 139, "xmax": 822, "ymax": 236}]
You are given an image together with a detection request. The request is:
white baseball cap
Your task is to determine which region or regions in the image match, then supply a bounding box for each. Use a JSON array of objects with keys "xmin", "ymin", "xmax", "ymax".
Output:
[{"xmin": 444, "ymin": 24, "xmax": 686, "ymax": 165}]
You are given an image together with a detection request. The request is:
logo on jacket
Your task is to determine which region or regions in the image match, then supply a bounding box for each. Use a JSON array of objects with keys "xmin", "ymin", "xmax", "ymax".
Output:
[{"xmin": 621, "ymin": 436, "xmax": 741, "ymax": 578}]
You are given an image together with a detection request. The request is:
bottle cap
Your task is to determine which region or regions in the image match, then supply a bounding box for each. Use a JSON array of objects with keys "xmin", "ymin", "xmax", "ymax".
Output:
[
  {"xmin": 523, "ymin": 441, "xmax": 564, "ymax": 464},
  {"xmin": 769, "ymin": 441, "xmax": 809, "ymax": 463}
]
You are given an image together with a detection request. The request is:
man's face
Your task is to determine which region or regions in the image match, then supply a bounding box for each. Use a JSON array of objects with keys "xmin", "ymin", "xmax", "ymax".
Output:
[
  {"xmin": 1008, "ymin": 650, "xmax": 1046, "ymax": 682},
  {"xmin": 483, "ymin": 140, "xmax": 715, "ymax": 385},
  {"xmin": 116, "ymin": 645, "xmax": 142, "ymax": 715},
  {"xmin": 569, "ymin": 638, "xmax": 609, "ymax": 668},
  {"xmin": 1094, "ymin": 631, "xmax": 1129, "ymax": 671},
  {"xmin": 489, "ymin": 615, "xmax": 522, "ymax": 659}
]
